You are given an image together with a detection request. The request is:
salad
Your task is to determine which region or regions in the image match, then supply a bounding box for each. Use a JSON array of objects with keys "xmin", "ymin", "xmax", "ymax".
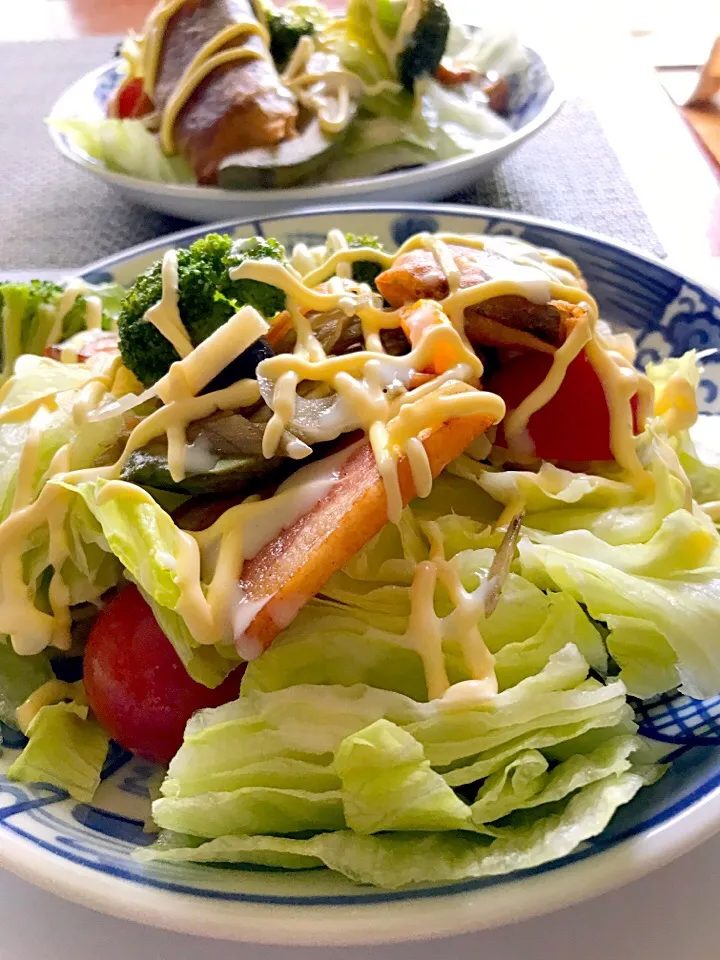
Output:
[
  {"xmin": 1, "ymin": 228, "xmax": 720, "ymax": 891},
  {"xmin": 52, "ymin": 0, "xmax": 531, "ymax": 188}
]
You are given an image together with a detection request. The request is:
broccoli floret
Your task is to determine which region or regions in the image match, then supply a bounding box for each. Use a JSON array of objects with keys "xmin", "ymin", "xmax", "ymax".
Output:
[
  {"xmin": 345, "ymin": 233, "xmax": 385, "ymax": 290},
  {"xmin": 266, "ymin": 9, "xmax": 315, "ymax": 69},
  {"xmin": 225, "ymin": 237, "xmax": 287, "ymax": 319},
  {"xmin": 117, "ymin": 233, "xmax": 287, "ymax": 387},
  {"xmin": 398, "ymin": 0, "xmax": 450, "ymax": 91}
]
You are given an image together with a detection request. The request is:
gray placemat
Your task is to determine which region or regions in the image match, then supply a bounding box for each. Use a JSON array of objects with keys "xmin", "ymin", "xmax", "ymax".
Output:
[{"xmin": 0, "ymin": 36, "xmax": 664, "ymax": 270}]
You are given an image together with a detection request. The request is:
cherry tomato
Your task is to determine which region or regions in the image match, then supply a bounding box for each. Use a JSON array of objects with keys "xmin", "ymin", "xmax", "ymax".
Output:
[
  {"xmin": 84, "ymin": 585, "xmax": 243, "ymax": 763},
  {"xmin": 486, "ymin": 349, "xmax": 640, "ymax": 462},
  {"xmin": 109, "ymin": 77, "xmax": 154, "ymax": 120}
]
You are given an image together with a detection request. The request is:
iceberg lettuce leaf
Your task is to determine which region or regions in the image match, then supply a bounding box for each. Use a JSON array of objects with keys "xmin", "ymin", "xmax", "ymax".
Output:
[
  {"xmin": 471, "ymin": 734, "xmax": 642, "ymax": 825},
  {"xmin": 7, "ymin": 702, "xmax": 109, "ymax": 802},
  {"xmin": 519, "ymin": 538, "xmax": 720, "ymax": 699},
  {"xmin": 335, "ymin": 719, "xmax": 472, "ymax": 833},
  {"xmin": 140, "ymin": 770, "xmax": 649, "ymax": 888},
  {"xmin": 0, "ymin": 639, "xmax": 53, "ymax": 728},
  {"xmin": 51, "ymin": 118, "xmax": 194, "ymax": 184},
  {"xmin": 68, "ymin": 479, "xmax": 240, "ymax": 687}
]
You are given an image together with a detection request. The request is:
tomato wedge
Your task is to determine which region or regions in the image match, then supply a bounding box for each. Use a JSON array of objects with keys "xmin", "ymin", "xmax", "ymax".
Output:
[
  {"xmin": 486, "ymin": 349, "xmax": 640, "ymax": 462},
  {"xmin": 108, "ymin": 76, "xmax": 154, "ymax": 120},
  {"xmin": 84, "ymin": 586, "xmax": 243, "ymax": 764}
]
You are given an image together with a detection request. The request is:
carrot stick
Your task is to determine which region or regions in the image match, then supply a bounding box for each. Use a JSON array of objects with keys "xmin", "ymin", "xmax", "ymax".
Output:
[{"xmin": 234, "ymin": 412, "xmax": 496, "ymax": 655}]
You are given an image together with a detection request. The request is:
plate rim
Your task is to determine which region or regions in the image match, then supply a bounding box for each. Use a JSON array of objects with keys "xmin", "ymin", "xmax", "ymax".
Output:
[
  {"xmin": 2, "ymin": 202, "xmax": 720, "ymax": 944},
  {"xmin": 76, "ymin": 200, "xmax": 719, "ymax": 299},
  {"xmin": 2, "ymin": 780, "xmax": 720, "ymax": 945},
  {"xmin": 46, "ymin": 50, "xmax": 563, "ymax": 202}
]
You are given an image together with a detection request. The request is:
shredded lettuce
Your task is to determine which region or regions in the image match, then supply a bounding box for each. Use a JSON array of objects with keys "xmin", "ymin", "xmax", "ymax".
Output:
[
  {"xmin": 336, "ymin": 718, "xmax": 473, "ymax": 833},
  {"xmin": 141, "ymin": 770, "xmax": 651, "ymax": 888},
  {"xmin": 685, "ymin": 415, "xmax": 720, "ymax": 511},
  {"xmin": 52, "ymin": 12, "xmax": 528, "ymax": 187},
  {"xmin": 0, "ymin": 640, "xmax": 53, "ymax": 728},
  {"xmin": 644, "ymin": 352, "xmax": 720, "ymax": 517},
  {"xmin": 67, "ymin": 479, "xmax": 240, "ymax": 687},
  {"xmin": 50, "ymin": 118, "xmax": 195, "ymax": 184},
  {"xmin": 0, "ymin": 359, "xmax": 126, "ymax": 652},
  {"xmin": 7, "ymin": 702, "xmax": 109, "ymax": 802},
  {"xmin": 519, "ymin": 532, "xmax": 720, "ymax": 700},
  {"xmin": 150, "ymin": 645, "xmax": 642, "ymax": 843}
]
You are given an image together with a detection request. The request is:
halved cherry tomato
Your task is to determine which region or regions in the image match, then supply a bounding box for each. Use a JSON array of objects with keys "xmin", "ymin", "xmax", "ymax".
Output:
[
  {"xmin": 486, "ymin": 349, "xmax": 640, "ymax": 462},
  {"xmin": 84, "ymin": 585, "xmax": 243, "ymax": 763},
  {"xmin": 109, "ymin": 77, "xmax": 154, "ymax": 120}
]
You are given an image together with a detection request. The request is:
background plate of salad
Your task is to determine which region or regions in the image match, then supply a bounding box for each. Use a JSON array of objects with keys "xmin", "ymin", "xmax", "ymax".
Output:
[
  {"xmin": 46, "ymin": 0, "xmax": 561, "ymax": 222},
  {"xmin": 1, "ymin": 204, "xmax": 720, "ymax": 945}
]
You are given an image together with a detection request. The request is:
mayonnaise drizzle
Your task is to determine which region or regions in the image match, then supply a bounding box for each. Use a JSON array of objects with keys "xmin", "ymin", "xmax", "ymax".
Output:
[
  {"xmin": 368, "ymin": 0, "xmax": 423, "ymax": 63},
  {"xmin": 229, "ymin": 231, "xmax": 603, "ymax": 519},
  {"xmin": 281, "ymin": 37, "xmax": 399, "ymax": 135},
  {"xmin": 0, "ymin": 227, "xmax": 662, "ymax": 697},
  {"xmin": 144, "ymin": 250, "xmax": 194, "ymax": 358},
  {"xmin": 393, "ymin": 521, "xmax": 498, "ymax": 701},
  {"xmin": 504, "ymin": 314, "xmax": 593, "ymax": 457}
]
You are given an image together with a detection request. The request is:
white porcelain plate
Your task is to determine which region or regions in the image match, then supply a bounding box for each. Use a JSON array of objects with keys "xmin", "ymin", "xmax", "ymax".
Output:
[
  {"xmin": 2, "ymin": 205, "xmax": 720, "ymax": 946},
  {"xmin": 47, "ymin": 47, "xmax": 561, "ymax": 223}
]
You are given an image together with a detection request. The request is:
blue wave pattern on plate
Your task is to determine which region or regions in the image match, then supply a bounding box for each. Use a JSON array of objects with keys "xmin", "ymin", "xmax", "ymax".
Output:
[
  {"xmin": 637, "ymin": 694, "xmax": 720, "ymax": 746},
  {"xmin": 506, "ymin": 48, "xmax": 556, "ymax": 131},
  {"xmin": 1, "ymin": 207, "xmax": 720, "ymax": 906}
]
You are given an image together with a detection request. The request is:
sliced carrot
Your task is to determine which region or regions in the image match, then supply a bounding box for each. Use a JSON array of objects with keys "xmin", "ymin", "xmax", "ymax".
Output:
[
  {"xmin": 233, "ymin": 411, "xmax": 496, "ymax": 654},
  {"xmin": 399, "ymin": 300, "xmax": 465, "ymax": 375},
  {"xmin": 434, "ymin": 61, "xmax": 476, "ymax": 87},
  {"xmin": 265, "ymin": 310, "xmax": 293, "ymax": 348}
]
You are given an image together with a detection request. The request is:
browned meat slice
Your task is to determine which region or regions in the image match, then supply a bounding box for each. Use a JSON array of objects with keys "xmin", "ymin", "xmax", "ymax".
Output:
[
  {"xmin": 376, "ymin": 244, "xmax": 500, "ymax": 305},
  {"xmin": 433, "ymin": 64, "xmax": 509, "ymax": 114},
  {"xmin": 465, "ymin": 296, "xmax": 579, "ymax": 350},
  {"xmin": 376, "ymin": 246, "xmax": 584, "ymax": 352},
  {"xmin": 153, "ymin": 0, "xmax": 297, "ymax": 184}
]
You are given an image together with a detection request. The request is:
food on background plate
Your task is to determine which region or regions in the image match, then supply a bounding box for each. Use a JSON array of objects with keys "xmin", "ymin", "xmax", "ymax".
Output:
[
  {"xmin": 1, "ymin": 228, "xmax": 720, "ymax": 889},
  {"xmin": 51, "ymin": 0, "xmax": 530, "ymax": 187}
]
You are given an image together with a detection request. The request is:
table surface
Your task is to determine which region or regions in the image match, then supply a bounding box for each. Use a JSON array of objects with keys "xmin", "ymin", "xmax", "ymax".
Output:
[{"xmin": 3, "ymin": 1, "xmax": 720, "ymax": 956}]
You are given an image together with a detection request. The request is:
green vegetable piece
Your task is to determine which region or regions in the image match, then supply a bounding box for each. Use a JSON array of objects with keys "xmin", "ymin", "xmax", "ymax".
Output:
[
  {"xmin": 0, "ymin": 280, "xmax": 115, "ymax": 378},
  {"xmin": 344, "ymin": 233, "xmax": 385, "ymax": 289},
  {"xmin": 397, "ymin": 0, "xmax": 450, "ymax": 91},
  {"xmin": 117, "ymin": 233, "xmax": 287, "ymax": 387},
  {"xmin": 121, "ymin": 443, "xmax": 285, "ymax": 496},
  {"xmin": 224, "ymin": 237, "xmax": 287, "ymax": 321},
  {"xmin": 335, "ymin": 718, "xmax": 472, "ymax": 833},
  {"xmin": 0, "ymin": 640, "xmax": 53, "ymax": 729},
  {"xmin": 266, "ymin": 8, "xmax": 315, "ymax": 68},
  {"xmin": 8, "ymin": 702, "xmax": 110, "ymax": 803}
]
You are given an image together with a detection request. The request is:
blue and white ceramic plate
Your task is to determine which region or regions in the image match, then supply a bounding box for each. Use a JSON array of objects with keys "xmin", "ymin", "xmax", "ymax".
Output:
[
  {"xmin": 2, "ymin": 205, "xmax": 720, "ymax": 945},
  {"xmin": 47, "ymin": 44, "xmax": 561, "ymax": 223}
]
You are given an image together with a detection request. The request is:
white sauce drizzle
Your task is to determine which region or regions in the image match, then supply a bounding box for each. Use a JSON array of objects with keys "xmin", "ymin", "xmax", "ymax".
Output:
[
  {"xmin": 144, "ymin": 250, "xmax": 194, "ymax": 359},
  {"xmin": 0, "ymin": 226, "xmax": 667, "ymax": 703},
  {"xmin": 393, "ymin": 523, "xmax": 498, "ymax": 701}
]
